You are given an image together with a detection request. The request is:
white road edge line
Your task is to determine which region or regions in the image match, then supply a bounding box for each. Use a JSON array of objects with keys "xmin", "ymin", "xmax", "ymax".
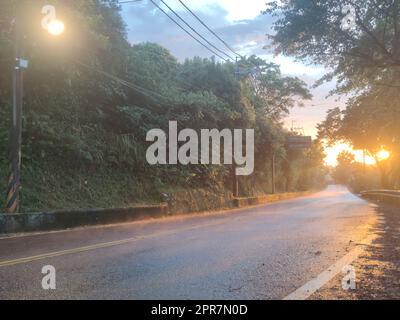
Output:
[{"xmin": 283, "ymin": 234, "xmax": 376, "ymax": 300}]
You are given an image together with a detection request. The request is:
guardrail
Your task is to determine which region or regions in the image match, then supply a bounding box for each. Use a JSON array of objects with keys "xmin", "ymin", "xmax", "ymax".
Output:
[{"xmin": 360, "ymin": 189, "xmax": 400, "ymax": 206}]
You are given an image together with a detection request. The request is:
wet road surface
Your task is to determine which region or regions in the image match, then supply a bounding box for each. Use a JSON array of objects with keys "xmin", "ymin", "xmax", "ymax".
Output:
[{"xmin": 0, "ymin": 185, "xmax": 377, "ymax": 299}]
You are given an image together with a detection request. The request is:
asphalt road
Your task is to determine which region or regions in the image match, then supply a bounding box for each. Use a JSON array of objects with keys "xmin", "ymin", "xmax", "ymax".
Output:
[{"xmin": 0, "ymin": 185, "xmax": 377, "ymax": 300}]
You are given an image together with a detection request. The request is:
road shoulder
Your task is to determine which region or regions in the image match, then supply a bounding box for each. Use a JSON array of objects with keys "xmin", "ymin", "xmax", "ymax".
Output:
[{"xmin": 310, "ymin": 203, "xmax": 400, "ymax": 300}]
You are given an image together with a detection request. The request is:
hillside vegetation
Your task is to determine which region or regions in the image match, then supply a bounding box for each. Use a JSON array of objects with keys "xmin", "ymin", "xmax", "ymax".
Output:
[{"xmin": 0, "ymin": 0, "xmax": 326, "ymax": 212}]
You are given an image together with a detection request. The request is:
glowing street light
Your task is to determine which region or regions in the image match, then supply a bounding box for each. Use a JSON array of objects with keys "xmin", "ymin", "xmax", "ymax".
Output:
[
  {"xmin": 47, "ymin": 19, "xmax": 65, "ymax": 36},
  {"xmin": 42, "ymin": 5, "xmax": 65, "ymax": 36}
]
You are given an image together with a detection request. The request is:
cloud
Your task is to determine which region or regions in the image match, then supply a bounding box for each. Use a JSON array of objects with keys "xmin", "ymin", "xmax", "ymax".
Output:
[
  {"xmin": 121, "ymin": 1, "xmax": 273, "ymax": 61},
  {"xmin": 121, "ymin": 1, "xmax": 343, "ymax": 138}
]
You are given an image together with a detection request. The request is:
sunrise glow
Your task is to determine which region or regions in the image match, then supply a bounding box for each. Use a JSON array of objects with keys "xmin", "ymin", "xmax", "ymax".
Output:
[
  {"xmin": 377, "ymin": 149, "xmax": 390, "ymax": 161},
  {"xmin": 324, "ymin": 143, "xmax": 377, "ymax": 167}
]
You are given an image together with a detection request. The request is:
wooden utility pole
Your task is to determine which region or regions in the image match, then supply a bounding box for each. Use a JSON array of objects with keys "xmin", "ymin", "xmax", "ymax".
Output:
[
  {"xmin": 363, "ymin": 149, "xmax": 366, "ymax": 174},
  {"xmin": 232, "ymin": 57, "xmax": 239, "ymax": 198},
  {"xmin": 271, "ymin": 152, "xmax": 276, "ymax": 194},
  {"xmin": 6, "ymin": 7, "xmax": 27, "ymax": 213}
]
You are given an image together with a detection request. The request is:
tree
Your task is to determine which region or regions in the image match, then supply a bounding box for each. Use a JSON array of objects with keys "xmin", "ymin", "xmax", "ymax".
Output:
[
  {"xmin": 265, "ymin": 0, "xmax": 400, "ymax": 93},
  {"xmin": 244, "ymin": 56, "xmax": 311, "ymax": 120},
  {"xmin": 318, "ymin": 95, "xmax": 398, "ymax": 188},
  {"xmin": 267, "ymin": 1, "xmax": 400, "ymax": 188},
  {"xmin": 0, "ymin": 1, "xmax": 323, "ymax": 211},
  {"xmin": 334, "ymin": 151, "xmax": 355, "ymax": 184}
]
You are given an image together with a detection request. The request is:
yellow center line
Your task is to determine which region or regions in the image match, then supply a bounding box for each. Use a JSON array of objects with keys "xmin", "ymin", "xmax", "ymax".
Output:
[
  {"xmin": 0, "ymin": 220, "xmax": 230, "ymax": 268},
  {"xmin": 0, "ymin": 236, "xmax": 143, "ymax": 268}
]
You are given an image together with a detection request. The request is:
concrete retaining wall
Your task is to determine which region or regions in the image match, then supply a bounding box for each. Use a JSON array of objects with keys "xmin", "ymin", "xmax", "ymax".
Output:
[
  {"xmin": 0, "ymin": 205, "xmax": 169, "ymax": 234},
  {"xmin": 0, "ymin": 191, "xmax": 315, "ymax": 235}
]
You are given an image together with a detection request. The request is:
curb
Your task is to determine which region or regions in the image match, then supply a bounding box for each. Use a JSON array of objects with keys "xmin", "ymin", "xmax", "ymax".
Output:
[
  {"xmin": 0, "ymin": 191, "xmax": 315, "ymax": 235},
  {"xmin": 233, "ymin": 191, "xmax": 312, "ymax": 208},
  {"xmin": 0, "ymin": 204, "xmax": 169, "ymax": 234}
]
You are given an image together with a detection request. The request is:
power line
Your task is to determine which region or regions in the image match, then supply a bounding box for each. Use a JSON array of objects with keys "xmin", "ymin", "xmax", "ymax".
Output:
[
  {"xmin": 148, "ymin": 0, "xmax": 229, "ymax": 62},
  {"xmin": 74, "ymin": 58, "xmax": 224, "ymax": 102},
  {"xmin": 176, "ymin": 0, "xmax": 242, "ymax": 59},
  {"xmin": 118, "ymin": 0, "xmax": 145, "ymax": 4},
  {"xmin": 118, "ymin": 0, "xmax": 234, "ymax": 62},
  {"xmin": 158, "ymin": 0, "xmax": 234, "ymax": 61},
  {"xmin": 73, "ymin": 60, "xmax": 172, "ymax": 105}
]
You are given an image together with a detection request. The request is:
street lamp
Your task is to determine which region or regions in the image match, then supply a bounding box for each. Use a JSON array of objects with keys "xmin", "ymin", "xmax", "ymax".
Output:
[
  {"xmin": 47, "ymin": 19, "xmax": 65, "ymax": 36},
  {"xmin": 5, "ymin": 5, "xmax": 65, "ymax": 213}
]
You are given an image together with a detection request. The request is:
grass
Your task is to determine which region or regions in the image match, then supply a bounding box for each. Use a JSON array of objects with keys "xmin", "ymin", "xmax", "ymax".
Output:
[
  {"xmin": 0, "ymin": 162, "xmax": 163, "ymax": 212},
  {"xmin": 0, "ymin": 162, "xmax": 233, "ymax": 213},
  {"xmin": 0, "ymin": 161, "xmax": 322, "ymax": 214}
]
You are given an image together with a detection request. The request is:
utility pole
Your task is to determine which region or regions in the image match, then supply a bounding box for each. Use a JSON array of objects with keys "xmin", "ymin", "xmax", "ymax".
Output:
[
  {"xmin": 230, "ymin": 58, "xmax": 260, "ymax": 197},
  {"xmin": 271, "ymin": 152, "xmax": 276, "ymax": 194},
  {"xmin": 6, "ymin": 6, "xmax": 28, "ymax": 213},
  {"xmin": 4, "ymin": 4, "xmax": 63, "ymax": 213},
  {"xmin": 363, "ymin": 149, "xmax": 366, "ymax": 173},
  {"xmin": 232, "ymin": 57, "xmax": 239, "ymax": 198}
]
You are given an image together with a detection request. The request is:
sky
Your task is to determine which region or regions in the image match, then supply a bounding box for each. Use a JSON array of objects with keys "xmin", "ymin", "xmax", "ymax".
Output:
[{"xmin": 121, "ymin": 0, "xmax": 351, "ymax": 165}]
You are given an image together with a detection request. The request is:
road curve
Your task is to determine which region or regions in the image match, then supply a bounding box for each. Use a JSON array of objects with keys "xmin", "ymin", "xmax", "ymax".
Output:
[{"xmin": 0, "ymin": 185, "xmax": 377, "ymax": 300}]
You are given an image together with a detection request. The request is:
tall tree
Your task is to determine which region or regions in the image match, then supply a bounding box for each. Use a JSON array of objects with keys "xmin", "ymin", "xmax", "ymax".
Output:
[{"xmin": 266, "ymin": 0, "xmax": 400, "ymax": 93}]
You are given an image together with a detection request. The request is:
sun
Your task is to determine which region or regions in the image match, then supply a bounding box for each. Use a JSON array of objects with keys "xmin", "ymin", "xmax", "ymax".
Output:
[{"xmin": 377, "ymin": 150, "xmax": 390, "ymax": 161}]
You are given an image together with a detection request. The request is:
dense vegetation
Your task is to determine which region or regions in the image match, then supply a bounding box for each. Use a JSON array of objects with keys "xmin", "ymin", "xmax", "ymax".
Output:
[
  {"xmin": 267, "ymin": 0, "xmax": 400, "ymax": 191},
  {"xmin": 0, "ymin": 0, "xmax": 326, "ymax": 212}
]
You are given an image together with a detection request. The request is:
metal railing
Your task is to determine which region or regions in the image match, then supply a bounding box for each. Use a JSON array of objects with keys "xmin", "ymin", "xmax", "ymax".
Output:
[
  {"xmin": 360, "ymin": 190, "xmax": 400, "ymax": 196},
  {"xmin": 360, "ymin": 189, "xmax": 400, "ymax": 206}
]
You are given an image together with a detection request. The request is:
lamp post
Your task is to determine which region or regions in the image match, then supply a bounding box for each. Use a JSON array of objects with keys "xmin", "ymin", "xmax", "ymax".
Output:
[
  {"xmin": 231, "ymin": 59, "xmax": 260, "ymax": 198},
  {"xmin": 5, "ymin": 4, "xmax": 64, "ymax": 213},
  {"xmin": 6, "ymin": 6, "xmax": 26, "ymax": 214}
]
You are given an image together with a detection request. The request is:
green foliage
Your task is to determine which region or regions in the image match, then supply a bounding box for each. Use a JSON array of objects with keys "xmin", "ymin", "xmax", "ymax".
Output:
[
  {"xmin": 266, "ymin": 0, "xmax": 400, "ymax": 94},
  {"xmin": 333, "ymin": 151, "xmax": 355, "ymax": 184},
  {"xmin": 269, "ymin": 1, "xmax": 400, "ymax": 189},
  {"xmin": 0, "ymin": 0, "xmax": 325, "ymax": 211}
]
